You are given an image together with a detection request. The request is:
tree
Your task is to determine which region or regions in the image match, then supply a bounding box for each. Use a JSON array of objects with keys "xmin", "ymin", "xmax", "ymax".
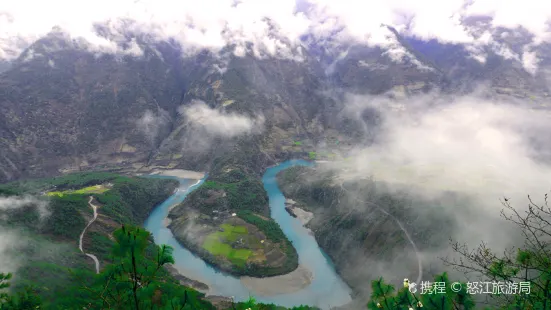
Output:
[
  {"xmin": 444, "ymin": 195, "xmax": 551, "ymax": 309},
  {"xmin": 78, "ymin": 225, "xmax": 212, "ymax": 310},
  {"xmin": 366, "ymin": 273, "xmax": 474, "ymax": 310},
  {"xmin": 366, "ymin": 194, "xmax": 551, "ymax": 309},
  {"xmin": 0, "ymin": 273, "xmax": 43, "ymax": 310}
]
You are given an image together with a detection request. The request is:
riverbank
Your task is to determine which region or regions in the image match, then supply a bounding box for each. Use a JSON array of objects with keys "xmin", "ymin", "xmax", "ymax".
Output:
[
  {"xmin": 144, "ymin": 160, "xmax": 352, "ymax": 309},
  {"xmin": 168, "ymin": 212, "xmax": 299, "ymax": 278},
  {"xmin": 149, "ymin": 169, "xmax": 205, "ymax": 180},
  {"xmin": 165, "ymin": 264, "xmax": 209, "ymax": 292},
  {"xmin": 285, "ymin": 199, "xmax": 314, "ymax": 226},
  {"xmin": 240, "ymin": 265, "xmax": 313, "ymax": 296}
]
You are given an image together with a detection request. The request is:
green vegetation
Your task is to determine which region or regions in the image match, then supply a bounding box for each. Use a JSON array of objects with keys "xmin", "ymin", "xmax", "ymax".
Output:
[
  {"xmin": 93, "ymin": 176, "xmax": 179, "ymax": 224},
  {"xmin": 7, "ymin": 170, "xmax": 549, "ymax": 309},
  {"xmin": 308, "ymin": 152, "xmax": 317, "ymax": 160},
  {"xmin": 367, "ymin": 273, "xmax": 474, "ymax": 310},
  {"xmin": 277, "ymin": 166, "xmax": 457, "ymax": 293},
  {"xmin": 279, "ymin": 165, "xmax": 551, "ymax": 310},
  {"xmin": 0, "ymin": 172, "xmax": 311, "ymax": 309},
  {"xmin": 44, "ymin": 194, "xmax": 89, "ymax": 239},
  {"xmin": 0, "ymin": 273, "xmax": 42, "ymax": 310},
  {"xmin": 0, "ymin": 172, "xmax": 177, "ymax": 308},
  {"xmin": 237, "ymin": 211, "xmax": 299, "ymax": 276},
  {"xmin": 72, "ymin": 225, "xmax": 215, "ymax": 310},
  {"xmin": 202, "ymin": 224, "xmax": 253, "ymax": 267},
  {"xmin": 221, "ymin": 224, "xmax": 247, "ymax": 234},
  {"xmin": 0, "ymin": 226, "xmax": 318, "ymax": 310},
  {"xmin": 0, "ymin": 171, "xmax": 122, "ymax": 195},
  {"xmin": 169, "ymin": 158, "xmax": 300, "ymax": 277},
  {"xmin": 5, "ymin": 232, "xmax": 94, "ymax": 309},
  {"xmin": 46, "ymin": 184, "xmax": 110, "ymax": 197},
  {"xmin": 202, "ymin": 237, "xmax": 252, "ymax": 267},
  {"xmin": 0, "ymin": 192, "xmax": 89, "ymax": 240},
  {"xmin": 294, "ymin": 141, "xmax": 302, "ymax": 146},
  {"xmin": 0, "ymin": 172, "xmax": 179, "ymax": 240},
  {"xmin": 237, "ymin": 211, "xmax": 286, "ymax": 243},
  {"xmin": 86, "ymin": 231, "xmax": 115, "ymax": 262},
  {"xmin": 365, "ymin": 211, "xmax": 551, "ymax": 310},
  {"xmin": 194, "ymin": 175, "xmax": 268, "ymax": 215},
  {"xmin": 233, "ymin": 296, "xmax": 316, "ymax": 310}
]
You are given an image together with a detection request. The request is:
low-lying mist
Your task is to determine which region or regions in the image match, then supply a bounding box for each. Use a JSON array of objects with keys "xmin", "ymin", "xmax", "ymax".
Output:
[
  {"xmin": 0, "ymin": 195, "xmax": 50, "ymax": 274},
  {"xmin": 307, "ymin": 92, "xmax": 551, "ymax": 298}
]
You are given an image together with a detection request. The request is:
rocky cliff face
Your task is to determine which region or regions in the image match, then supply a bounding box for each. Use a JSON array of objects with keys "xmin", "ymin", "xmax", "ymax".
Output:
[
  {"xmin": 1, "ymin": 26, "xmax": 549, "ymax": 183},
  {"xmin": 1, "ymin": 22, "xmax": 549, "ymax": 310},
  {"xmin": 276, "ymin": 166, "xmax": 467, "ymax": 299}
]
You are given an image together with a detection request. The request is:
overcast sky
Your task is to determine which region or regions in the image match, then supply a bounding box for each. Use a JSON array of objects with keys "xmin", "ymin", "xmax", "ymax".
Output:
[{"xmin": 1, "ymin": 0, "xmax": 551, "ymax": 71}]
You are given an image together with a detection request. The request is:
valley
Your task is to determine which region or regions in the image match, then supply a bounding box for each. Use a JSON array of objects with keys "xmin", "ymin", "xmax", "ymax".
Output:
[
  {"xmin": 276, "ymin": 165, "xmax": 460, "ymax": 302},
  {"xmin": 145, "ymin": 163, "xmax": 351, "ymax": 309},
  {"xmin": 0, "ymin": 172, "xmax": 181, "ymax": 308},
  {"xmin": 0, "ymin": 169, "xmax": 329, "ymax": 309},
  {"xmin": 1, "ymin": 4, "xmax": 551, "ymax": 308}
]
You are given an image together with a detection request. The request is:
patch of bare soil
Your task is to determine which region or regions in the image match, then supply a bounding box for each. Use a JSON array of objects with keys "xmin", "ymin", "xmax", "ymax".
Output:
[{"xmin": 240, "ymin": 265, "xmax": 313, "ymax": 296}]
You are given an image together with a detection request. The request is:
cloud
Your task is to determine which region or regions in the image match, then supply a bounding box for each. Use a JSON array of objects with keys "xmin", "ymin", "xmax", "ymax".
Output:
[
  {"xmin": 0, "ymin": 195, "xmax": 49, "ymax": 273},
  {"xmin": 178, "ymin": 99, "xmax": 265, "ymax": 138},
  {"xmin": 1, "ymin": 0, "xmax": 550, "ymax": 73},
  {"xmin": 311, "ymin": 93, "xmax": 551, "ymax": 291},
  {"xmin": 136, "ymin": 109, "xmax": 172, "ymax": 145},
  {"xmin": 339, "ymin": 96, "xmax": 551, "ymax": 199},
  {"xmin": 0, "ymin": 228, "xmax": 27, "ymax": 273},
  {"xmin": 0, "ymin": 195, "xmax": 50, "ymax": 220}
]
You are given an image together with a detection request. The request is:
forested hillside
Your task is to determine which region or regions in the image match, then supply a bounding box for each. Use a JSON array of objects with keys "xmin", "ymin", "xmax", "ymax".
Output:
[
  {"xmin": 0, "ymin": 171, "xmax": 319, "ymax": 309},
  {"xmin": 0, "ymin": 172, "xmax": 179, "ymax": 307},
  {"xmin": 168, "ymin": 153, "xmax": 299, "ymax": 277}
]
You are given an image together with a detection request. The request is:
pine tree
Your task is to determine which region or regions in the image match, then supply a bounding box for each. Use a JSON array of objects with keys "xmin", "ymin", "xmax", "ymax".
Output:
[
  {"xmin": 79, "ymin": 225, "xmax": 211, "ymax": 310},
  {"xmin": 0, "ymin": 273, "xmax": 42, "ymax": 310},
  {"xmin": 367, "ymin": 273, "xmax": 474, "ymax": 310}
]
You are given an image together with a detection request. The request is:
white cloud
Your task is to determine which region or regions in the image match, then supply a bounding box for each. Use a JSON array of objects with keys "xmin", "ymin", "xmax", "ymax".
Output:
[
  {"xmin": 465, "ymin": 0, "xmax": 551, "ymax": 45},
  {"xmin": 1, "ymin": 0, "xmax": 550, "ymax": 72},
  {"xmin": 318, "ymin": 94, "xmax": 551, "ymax": 277},
  {"xmin": 0, "ymin": 229, "xmax": 26, "ymax": 273},
  {"xmin": 522, "ymin": 45, "xmax": 540, "ymax": 75},
  {"xmin": 137, "ymin": 109, "xmax": 171, "ymax": 145},
  {"xmin": 0, "ymin": 195, "xmax": 50, "ymax": 220},
  {"xmin": 178, "ymin": 99, "xmax": 264, "ymax": 137},
  {"xmin": 337, "ymin": 94, "xmax": 551, "ymax": 204}
]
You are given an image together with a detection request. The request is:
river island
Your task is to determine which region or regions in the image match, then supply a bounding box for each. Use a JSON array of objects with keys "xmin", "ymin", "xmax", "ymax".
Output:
[{"xmin": 167, "ymin": 165, "xmax": 299, "ymax": 277}]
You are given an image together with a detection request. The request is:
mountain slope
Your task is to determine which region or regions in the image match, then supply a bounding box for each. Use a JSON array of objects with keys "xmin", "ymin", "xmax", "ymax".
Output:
[{"xmin": 2, "ymin": 28, "xmax": 550, "ymax": 182}]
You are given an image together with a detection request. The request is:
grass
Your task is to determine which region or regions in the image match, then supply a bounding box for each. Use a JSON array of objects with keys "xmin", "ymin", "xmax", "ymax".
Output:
[
  {"xmin": 294, "ymin": 141, "xmax": 302, "ymax": 146},
  {"xmin": 222, "ymin": 100, "xmax": 235, "ymax": 107},
  {"xmin": 202, "ymin": 224, "xmax": 253, "ymax": 267},
  {"xmin": 47, "ymin": 185, "xmax": 109, "ymax": 197},
  {"xmin": 220, "ymin": 224, "xmax": 247, "ymax": 235}
]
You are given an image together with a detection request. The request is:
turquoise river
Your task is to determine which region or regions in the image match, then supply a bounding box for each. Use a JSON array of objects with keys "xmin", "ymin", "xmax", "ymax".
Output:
[{"xmin": 144, "ymin": 160, "xmax": 352, "ymax": 309}]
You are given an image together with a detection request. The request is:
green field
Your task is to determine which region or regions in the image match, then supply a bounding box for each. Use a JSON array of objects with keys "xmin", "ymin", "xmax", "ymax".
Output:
[
  {"xmin": 202, "ymin": 224, "xmax": 253, "ymax": 266},
  {"xmin": 46, "ymin": 185, "xmax": 109, "ymax": 197}
]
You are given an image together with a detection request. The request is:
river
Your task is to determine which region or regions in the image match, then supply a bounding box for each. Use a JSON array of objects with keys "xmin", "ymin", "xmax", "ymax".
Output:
[{"xmin": 143, "ymin": 160, "xmax": 352, "ymax": 309}]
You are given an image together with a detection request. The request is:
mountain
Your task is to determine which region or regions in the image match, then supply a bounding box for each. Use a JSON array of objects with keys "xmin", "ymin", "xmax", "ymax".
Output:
[
  {"xmin": 1, "ymin": 26, "xmax": 549, "ymax": 183},
  {"xmin": 1, "ymin": 24, "xmax": 550, "ymax": 308}
]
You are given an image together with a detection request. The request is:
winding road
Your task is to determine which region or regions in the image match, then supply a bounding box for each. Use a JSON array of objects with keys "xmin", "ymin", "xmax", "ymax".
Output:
[
  {"xmin": 79, "ymin": 196, "xmax": 100, "ymax": 274},
  {"xmin": 338, "ymin": 180, "xmax": 423, "ymax": 286}
]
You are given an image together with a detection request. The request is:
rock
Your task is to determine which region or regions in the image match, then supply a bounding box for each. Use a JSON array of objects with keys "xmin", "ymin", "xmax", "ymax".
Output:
[
  {"xmin": 285, "ymin": 206, "xmax": 297, "ymax": 218},
  {"xmin": 164, "ymin": 264, "xmax": 209, "ymax": 292},
  {"xmin": 285, "ymin": 198, "xmax": 297, "ymax": 205},
  {"xmin": 204, "ymin": 296, "xmax": 234, "ymax": 309}
]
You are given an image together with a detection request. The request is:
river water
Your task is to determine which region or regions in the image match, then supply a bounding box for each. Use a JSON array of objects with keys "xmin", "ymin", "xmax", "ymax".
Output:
[{"xmin": 143, "ymin": 160, "xmax": 352, "ymax": 309}]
